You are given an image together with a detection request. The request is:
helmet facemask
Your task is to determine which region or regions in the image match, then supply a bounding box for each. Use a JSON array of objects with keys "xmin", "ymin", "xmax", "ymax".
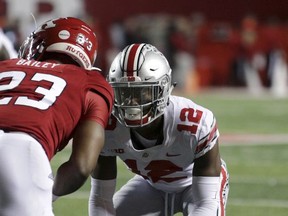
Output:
[
  {"xmin": 113, "ymin": 84, "xmax": 154, "ymax": 127},
  {"xmin": 18, "ymin": 33, "xmax": 45, "ymax": 61}
]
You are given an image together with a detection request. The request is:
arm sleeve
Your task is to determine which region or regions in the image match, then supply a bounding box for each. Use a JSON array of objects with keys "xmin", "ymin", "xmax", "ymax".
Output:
[
  {"xmin": 89, "ymin": 178, "xmax": 116, "ymax": 216},
  {"xmin": 195, "ymin": 110, "xmax": 219, "ymax": 158},
  {"xmin": 190, "ymin": 176, "xmax": 221, "ymax": 216}
]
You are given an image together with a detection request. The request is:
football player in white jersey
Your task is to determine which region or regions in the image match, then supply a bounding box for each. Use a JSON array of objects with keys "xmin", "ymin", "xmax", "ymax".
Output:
[{"xmin": 89, "ymin": 43, "xmax": 229, "ymax": 216}]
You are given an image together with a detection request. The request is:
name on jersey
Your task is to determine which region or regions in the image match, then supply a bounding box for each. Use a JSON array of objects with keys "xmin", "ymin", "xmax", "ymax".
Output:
[{"xmin": 16, "ymin": 59, "xmax": 60, "ymax": 68}]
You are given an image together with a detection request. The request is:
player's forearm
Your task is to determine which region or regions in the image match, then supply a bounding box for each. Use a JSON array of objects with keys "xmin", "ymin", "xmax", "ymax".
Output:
[
  {"xmin": 53, "ymin": 161, "xmax": 88, "ymax": 196},
  {"xmin": 193, "ymin": 141, "xmax": 221, "ymax": 177}
]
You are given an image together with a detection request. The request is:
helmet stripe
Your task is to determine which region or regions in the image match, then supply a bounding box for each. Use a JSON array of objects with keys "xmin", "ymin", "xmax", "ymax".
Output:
[
  {"xmin": 124, "ymin": 43, "xmax": 146, "ymax": 77},
  {"xmin": 126, "ymin": 44, "xmax": 140, "ymax": 77}
]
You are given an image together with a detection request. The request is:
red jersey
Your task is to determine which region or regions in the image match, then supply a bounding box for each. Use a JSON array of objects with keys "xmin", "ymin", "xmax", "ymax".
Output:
[{"xmin": 0, "ymin": 59, "xmax": 113, "ymax": 160}]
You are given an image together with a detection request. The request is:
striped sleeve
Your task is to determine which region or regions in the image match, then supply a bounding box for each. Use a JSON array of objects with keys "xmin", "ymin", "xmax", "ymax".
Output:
[{"xmin": 195, "ymin": 110, "xmax": 219, "ymax": 158}]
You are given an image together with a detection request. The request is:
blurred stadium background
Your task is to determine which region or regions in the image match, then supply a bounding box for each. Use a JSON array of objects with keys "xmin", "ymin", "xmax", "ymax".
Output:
[
  {"xmin": 1, "ymin": 0, "xmax": 288, "ymax": 215},
  {"xmin": 1, "ymin": 0, "xmax": 288, "ymax": 96}
]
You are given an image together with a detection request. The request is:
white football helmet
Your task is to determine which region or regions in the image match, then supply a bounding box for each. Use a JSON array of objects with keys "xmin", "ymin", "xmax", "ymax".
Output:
[{"xmin": 108, "ymin": 43, "xmax": 174, "ymax": 127}]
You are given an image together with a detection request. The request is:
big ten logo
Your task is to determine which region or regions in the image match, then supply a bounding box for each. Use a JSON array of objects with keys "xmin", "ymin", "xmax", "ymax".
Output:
[{"xmin": 111, "ymin": 149, "xmax": 124, "ymax": 154}]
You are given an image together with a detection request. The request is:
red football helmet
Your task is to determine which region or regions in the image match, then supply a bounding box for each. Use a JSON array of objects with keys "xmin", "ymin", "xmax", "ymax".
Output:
[{"xmin": 18, "ymin": 17, "xmax": 98, "ymax": 70}]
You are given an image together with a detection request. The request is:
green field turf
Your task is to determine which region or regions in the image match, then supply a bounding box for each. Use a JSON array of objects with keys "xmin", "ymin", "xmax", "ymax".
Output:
[{"xmin": 51, "ymin": 90, "xmax": 288, "ymax": 215}]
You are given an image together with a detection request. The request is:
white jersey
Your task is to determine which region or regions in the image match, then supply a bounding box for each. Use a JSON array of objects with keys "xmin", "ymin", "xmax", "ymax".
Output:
[{"xmin": 102, "ymin": 95, "xmax": 219, "ymax": 193}]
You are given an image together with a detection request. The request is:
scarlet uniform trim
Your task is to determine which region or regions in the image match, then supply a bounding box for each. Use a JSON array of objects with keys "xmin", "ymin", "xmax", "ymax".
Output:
[
  {"xmin": 121, "ymin": 43, "xmax": 146, "ymax": 78},
  {"xmin": 220, "ymin": 166, "xmax": 228, "ymax": 216},
  {"xmin": 195, "ymin": 122, "xmax": 218, "ymax": 153}
]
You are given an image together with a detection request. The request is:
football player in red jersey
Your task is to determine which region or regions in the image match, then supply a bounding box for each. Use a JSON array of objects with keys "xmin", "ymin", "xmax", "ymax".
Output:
[
  {"xmin": 89, "ymin": 43, "xmax": 229, "ymax": 216},
  {"xmin": 0, "ymin": 17, "xmax": 113, "ymax": 216}
]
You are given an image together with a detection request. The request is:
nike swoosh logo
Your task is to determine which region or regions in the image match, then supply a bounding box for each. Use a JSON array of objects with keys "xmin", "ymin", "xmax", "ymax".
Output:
[
  {"xmin": 166, "ymin": 153, "xmax": 181, "ymax": 157},
  {"xmin": 145, "ymin": 77, "xmax": 153, "ymax": 81}
]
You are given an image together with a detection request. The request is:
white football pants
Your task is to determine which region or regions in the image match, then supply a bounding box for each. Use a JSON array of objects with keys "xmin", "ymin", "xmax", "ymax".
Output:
[
  {"xmin": 113, "ymin": 160, "xmax": 229, "ymax": 216},
  {"xmin": 0, "ymin": 130, "xmax": 54, "ymax": 216}
]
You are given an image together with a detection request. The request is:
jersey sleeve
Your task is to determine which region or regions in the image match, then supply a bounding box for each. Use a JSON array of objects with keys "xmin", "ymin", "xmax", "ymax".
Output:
[
  {"xmin": 87, "ymin": 70, "xmax": 114, "ymax": 115},
  {"xmin": 83, "ymin": 91, "xmax": 111, "ymax": 128},
  {"xmin": 195, "ymin": 109, "xmax": 219, "ymax": 158},
  {"xmin": 82, "ymin": 70, "xmax": 114, "ymax": 127}
]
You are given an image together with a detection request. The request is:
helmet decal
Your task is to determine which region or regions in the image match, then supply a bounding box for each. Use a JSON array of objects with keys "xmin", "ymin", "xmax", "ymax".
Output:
[
  {"xmin": 58, "ymin": 30, "xmax": 70, "ymax": 40},
  {"xmin": 18, "ymin": 17, "xmax": 98, "ymax": 70},
  {"xmin": 121, "ymin": 43, "xmax": 146, "ymax": 77}
]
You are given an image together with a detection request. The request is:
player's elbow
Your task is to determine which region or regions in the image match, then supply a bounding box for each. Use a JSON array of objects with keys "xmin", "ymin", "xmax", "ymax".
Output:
[{"xmin": 75, "ymin": 159, "xmax": 98, "ymax": 178}]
